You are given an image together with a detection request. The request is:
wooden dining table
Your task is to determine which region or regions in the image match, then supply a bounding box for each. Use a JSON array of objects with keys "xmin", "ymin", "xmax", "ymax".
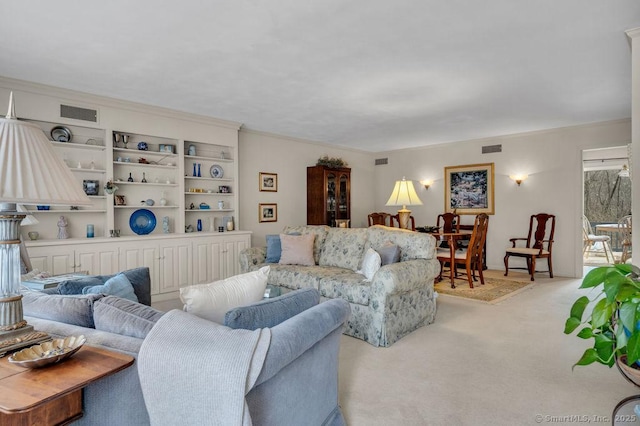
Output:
[
  {"xmin": 431, "ymin": 230, "xmax": 472, "ymax": 288},
  {"xmin": 595, "ymin": 223, "xmax": 629, "ymax": 235}
]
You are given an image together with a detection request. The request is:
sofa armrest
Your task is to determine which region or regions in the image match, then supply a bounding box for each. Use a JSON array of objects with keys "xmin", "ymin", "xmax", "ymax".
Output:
[
  {"xmin": 254, "ymin": 298, "xmax": 350, "ymax": 387},
  {"xmin": 240, "ymin": 247, "xmax": 267, "ymax": 272},
  {"xmin": 139, "ymin": 301, "xmax": 350, "ymax": 424},
  {"xmin": 370, "ymin": 258, "xmax": 439, "ymax": 298},
  {"xmin": 224, "ymin": 288, "xmax": 320, "ymax": 330}
]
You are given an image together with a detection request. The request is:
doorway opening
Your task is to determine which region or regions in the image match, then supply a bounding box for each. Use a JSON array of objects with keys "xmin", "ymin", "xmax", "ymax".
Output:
[{"xmin": 582, "ymin": 146, "xmax": 632, "ymax": 267}]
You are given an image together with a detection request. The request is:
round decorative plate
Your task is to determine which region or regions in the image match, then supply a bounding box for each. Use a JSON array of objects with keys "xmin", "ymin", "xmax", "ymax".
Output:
[
  {"xmin": 129, "ymin": 209, "xmax": 157, "ymax": 235},
  {"xmin": 51, "ymin": 126, "xmax": 73, "ymax": 143},
  {"xmin": 210, "ymin": 164, "xmax": 224, "ymax": 178},
  {"xmin": 9, "ymin": 335, "xmax": 86, "ymax": 368}
]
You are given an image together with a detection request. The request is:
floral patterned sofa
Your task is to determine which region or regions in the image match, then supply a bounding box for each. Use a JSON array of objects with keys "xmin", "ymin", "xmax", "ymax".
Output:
[{"xmin": 240, "ymin": 225, "xmax": 439, "ymax": 347}]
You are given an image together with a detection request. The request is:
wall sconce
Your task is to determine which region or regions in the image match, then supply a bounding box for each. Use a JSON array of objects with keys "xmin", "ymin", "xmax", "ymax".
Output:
[
  {"xmin": 420, "ymin": 180, "xmax": 433, "ymax": 190},
  {"xmin": 509, "ymin": 174, "xmax": 528, "ymax": 186}
]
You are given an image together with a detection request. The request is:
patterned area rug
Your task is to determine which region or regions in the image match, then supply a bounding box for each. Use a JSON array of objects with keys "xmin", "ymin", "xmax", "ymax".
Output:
[{"xmin": 434, "ymin": 276, "xmax": 534, "ymax": 304}]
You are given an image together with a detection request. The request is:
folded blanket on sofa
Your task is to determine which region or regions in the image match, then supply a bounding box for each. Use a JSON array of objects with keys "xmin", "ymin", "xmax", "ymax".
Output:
[{"xmin": 138, "ymin": 310, "xmax": 271, "ymax": 425}]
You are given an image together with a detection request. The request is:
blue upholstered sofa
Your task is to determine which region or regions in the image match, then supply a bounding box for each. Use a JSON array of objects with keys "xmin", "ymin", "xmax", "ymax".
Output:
[
  {"xmin": 240, "ymin": 225, "xmax": 440, "ymax": 347},
  {"xmin": 20, "ymin": 268, "xmax": 350, "ymax": 426}
]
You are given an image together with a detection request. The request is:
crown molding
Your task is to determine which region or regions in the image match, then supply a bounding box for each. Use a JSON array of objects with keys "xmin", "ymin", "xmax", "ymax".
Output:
[{"xmin": 626, "ymin": 27, "xmax": 640, "ymax": 40}]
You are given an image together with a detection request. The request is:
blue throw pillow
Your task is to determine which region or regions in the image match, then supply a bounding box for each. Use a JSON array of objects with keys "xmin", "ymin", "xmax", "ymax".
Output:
[
  {"xmin": 58, "ymin": 267, "xmax": 151, "ymax": 306},
  {"xmin": 58, "ymin": 277, "xmax": 106, "ymax": 295},
  {"xmin": 224, "ymin": 288, "xmax": 320, "ymax": 330},
  {"xmin": 82, "ymin": 273, "xmax": 139, "ymax": 303},
  {"xmin": 265, "ymin": 234, "xmax": 282, "ymax": 263}
]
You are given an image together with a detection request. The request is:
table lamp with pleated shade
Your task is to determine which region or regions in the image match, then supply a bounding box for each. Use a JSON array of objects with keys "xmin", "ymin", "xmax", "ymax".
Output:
[
  {"xmin": 0, "ymin": 91, "xmax": 91, "ymax": 352},
  {"xmin": 385, "ymin": 177, "xmax": 423, "ymax": 229}
]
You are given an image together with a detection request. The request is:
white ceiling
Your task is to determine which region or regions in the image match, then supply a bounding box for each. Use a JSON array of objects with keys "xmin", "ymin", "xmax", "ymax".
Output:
[{"xmin": 2, "ymin": 1, "xmax": 639, "ymax": 152}]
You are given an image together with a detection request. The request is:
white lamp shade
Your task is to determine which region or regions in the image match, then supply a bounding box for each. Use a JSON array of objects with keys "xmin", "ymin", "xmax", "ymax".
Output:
[
  {"xmin": 385, "ymin": 177, "xmax": 423, "ymax": 207},
  {"xmin": 17, "ymin": 204, "xmax": 39, "ymax": 225},
  {"xmin": 0, "ymin": 116, "xmax": 91, "ymax": 206}
]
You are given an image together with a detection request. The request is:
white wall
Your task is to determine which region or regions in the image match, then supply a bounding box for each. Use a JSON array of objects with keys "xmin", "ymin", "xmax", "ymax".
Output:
[
  {"xmin": 238, "ymin": 129, "xmax": 375, "ymax": 247},
  {"xmin": 628, "ymin": 28, "xmax": 640, "ymax": 255},
  {"xmin": 2, "ymin": 76, "xmax": 632, "ymax": 278},
  {"xmin": 374, "ymin": 120, "xmax": 631, "ymax": 278}
]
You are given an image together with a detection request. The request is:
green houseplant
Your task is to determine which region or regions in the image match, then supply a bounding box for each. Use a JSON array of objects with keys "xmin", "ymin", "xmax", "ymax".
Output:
[{"xmin": 564, "ymin": 263, "xmax": 640, "ymax": 371}]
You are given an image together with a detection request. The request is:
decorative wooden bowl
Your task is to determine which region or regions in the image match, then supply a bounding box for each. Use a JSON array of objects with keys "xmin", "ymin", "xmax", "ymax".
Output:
[{"xmin": 8, "ymin": 335, "xmax": 86, "ymax": 368}]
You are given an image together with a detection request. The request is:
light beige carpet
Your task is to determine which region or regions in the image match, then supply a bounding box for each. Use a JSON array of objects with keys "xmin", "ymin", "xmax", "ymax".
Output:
[
  {"xmin": 434, "ymin": 274, "xmax": 534, "ymax": 303},
  {"xmin": 338, "ymin": 269, "xmax": 636, "ymax": 426}
]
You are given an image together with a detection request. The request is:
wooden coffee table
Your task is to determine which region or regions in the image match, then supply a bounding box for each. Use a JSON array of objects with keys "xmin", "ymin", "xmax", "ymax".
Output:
[{"xmin": 0, "ymin": 344, "xmax": 134, "ymax": 426}]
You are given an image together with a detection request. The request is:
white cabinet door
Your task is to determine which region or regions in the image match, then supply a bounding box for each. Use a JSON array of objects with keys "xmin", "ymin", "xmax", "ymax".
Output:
[
  {"xmin": 157, "ymin": 240, "xmax": 192, "ymax": 293},
  {"xmin": 210, "ymin": 239, "xmax": 224, "ymax": 281},
  {"xmin": 191, "ymin": 238, "xmax": 223, "ymax": 283},
  {"xmin": 75, "ymin": 246, "xmax": 119, "ymax": 275},
  {"xmin": 191, "ymin": 234, "xmax": 250, "ymax": 283},
  {"xmin": 26, "ymin": 245, "xmax": 75, "ymax": 275},
  {"xmin": 221, "ymin": 236, "xmax": 249, "ymax": 278},
  {"xmin": 193, "ymin": 240, "xmax": 212, "ymax": 284},
  {"xmin": 26, "ymin": 243, "xmax": 120, "ymax": 276},
  {"xmin": 120, "ymin": 243, "xmax": 160, "ymax": 295}
]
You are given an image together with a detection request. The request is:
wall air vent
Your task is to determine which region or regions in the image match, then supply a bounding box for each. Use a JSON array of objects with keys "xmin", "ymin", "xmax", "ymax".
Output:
[
  {"xmin": 60, "ymin": 104, "xmax": 98, "ymax": 123},
  {"xmin": 375, "ymin": 158, "xmax": 388, "ymax": 165},
  {"xmin": 481, "ymin": 144, "xmax": 502, "ymax": 154}
]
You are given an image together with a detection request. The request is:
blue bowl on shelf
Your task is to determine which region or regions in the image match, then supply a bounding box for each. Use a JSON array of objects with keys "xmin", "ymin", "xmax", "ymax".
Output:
[{"xmin": 129, "ymin": 209, "xmax": 156, "ymax": 235}]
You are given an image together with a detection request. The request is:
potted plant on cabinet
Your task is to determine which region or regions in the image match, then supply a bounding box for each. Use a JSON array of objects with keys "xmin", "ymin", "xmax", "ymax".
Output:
[{"xmin": 564, "ymin": 264, "xmax": 640, "ymax": 384}]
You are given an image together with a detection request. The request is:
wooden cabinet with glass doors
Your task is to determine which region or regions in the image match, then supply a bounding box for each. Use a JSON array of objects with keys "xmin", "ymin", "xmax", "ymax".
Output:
[{"xmin": 306, "ymin": 165, "xmax": 351, "ymax": 227}]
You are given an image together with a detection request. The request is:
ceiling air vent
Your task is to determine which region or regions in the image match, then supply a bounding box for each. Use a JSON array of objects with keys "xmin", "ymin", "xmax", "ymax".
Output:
[
  {"xmin": 375, "ymin": 158, "xmax": 388, "ymax": 165},
  {"xmin": 60, "ymin": 104, "xmax": 98, "ymax": 123},
  {"xmin": 481, "ymin": 144, "xmax": 502, "ymax": 154}
]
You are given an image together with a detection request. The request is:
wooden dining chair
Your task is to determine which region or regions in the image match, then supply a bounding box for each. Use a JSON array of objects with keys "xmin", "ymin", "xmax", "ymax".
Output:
[
  {"xmin": 436, "ymin": 212, "xmax": 460, "ymax": 233},
  {"xmin": 368, "ymin": 212, "xmax": 392, "ymax": 227},
  {"xmin": 390, "ymin": 214, "xmax": 416, "ymax": 231},
  {"xmin": 504, "ymin": 213, "xmax": 555, "ymax": 281},
  {"xmin": 436, "ymin": 213, "xmax": 489, "ymax": 288},
  {"xmin": 582, "ymin": 215, "xmax": 613, "ymax": 264},
  {"xmin": 436, "ymin": 212, "xmax": 460, "ymax": 248},
  {"xmin": 618, "ymin": 215, "xmax": 632, "ymax": 264}
]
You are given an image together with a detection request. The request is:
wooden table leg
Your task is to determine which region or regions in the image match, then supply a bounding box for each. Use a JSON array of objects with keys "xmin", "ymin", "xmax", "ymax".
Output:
[{"xmin": 449, "ymin": 236, "xmax": 456, "ymax": 288}]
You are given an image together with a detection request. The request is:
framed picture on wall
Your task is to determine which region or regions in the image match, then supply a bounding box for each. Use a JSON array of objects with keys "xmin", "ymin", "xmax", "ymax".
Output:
[
  {"xmin": 259, "ymin": 203, "xmax": 277, "ymax": 222},
  {"xmin": 83, "ymin": 180, "xmax": 100, "ymax": 196},
  {"xmin": 444, "ymin": 163, "xmax": 495, "ymax": 215},
  {"xmin": 259, "ymin": 172, "xmax": 278, "ymax": 192}
]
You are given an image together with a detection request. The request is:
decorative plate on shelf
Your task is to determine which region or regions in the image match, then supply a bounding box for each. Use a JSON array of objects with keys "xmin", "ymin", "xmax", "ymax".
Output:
[
  {"xmin": 51, "ymin": 126, "xmax": 73, "ymax": 143},
  {"xmin": 210, "ymin": 164, "xmax": 224, "ymax": 178},
  {"xmin": 129, "ymin": 209, "xmax": 157, "ymax": 235},
  {"xmin": 9, "ymin": 335, "xmax": 86, "ymax": 368}
]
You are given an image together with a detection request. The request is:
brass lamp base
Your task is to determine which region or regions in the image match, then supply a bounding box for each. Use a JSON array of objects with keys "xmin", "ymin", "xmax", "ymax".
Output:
[{"xmin": 397, "ymin": 208, "xmax": 412, "ymax": 229}]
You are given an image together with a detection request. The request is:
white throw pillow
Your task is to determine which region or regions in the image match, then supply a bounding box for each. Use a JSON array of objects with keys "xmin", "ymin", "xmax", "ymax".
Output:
[
  {"xmin": 179, "ymin": 266, "xmax": 270, "ymax": 324},
  {"xmin": 279, "ymin": 233, "xmax": 315, "ymax": 266},
  {"xmin": 357, "ymin": 248, "xmax": 382, "ymax": 282}
]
